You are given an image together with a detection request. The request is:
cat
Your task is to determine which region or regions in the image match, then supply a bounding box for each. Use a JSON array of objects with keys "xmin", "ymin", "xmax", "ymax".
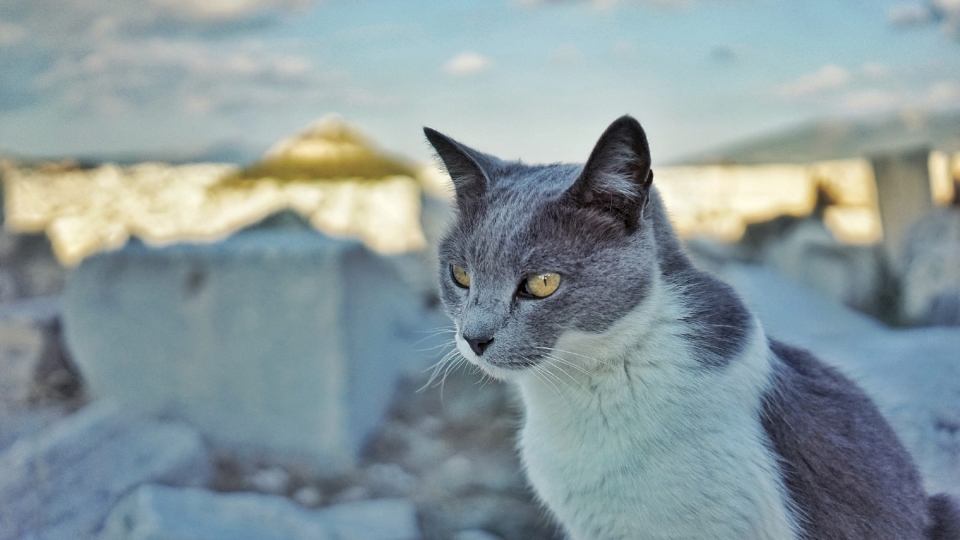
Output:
[{"xmin": 424, "ymin": 116, "xmax": 960, "ymax": 540}]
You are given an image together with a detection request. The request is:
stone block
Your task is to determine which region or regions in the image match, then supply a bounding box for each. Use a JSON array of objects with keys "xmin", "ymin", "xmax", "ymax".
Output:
[
  {"xmin": 99, "ymin": 485, "xmax": 419, "ymax": 540},
  {"xmin": 899, "ymin": 207, "xmax": 960, "ymax": 325},
  {"xmin": 0, "ymin": 400, "xmax": 210, "ymax": 540},
  {"xmin": 63, "ymin": 227, "xmax": 449, "ymax": 475}
]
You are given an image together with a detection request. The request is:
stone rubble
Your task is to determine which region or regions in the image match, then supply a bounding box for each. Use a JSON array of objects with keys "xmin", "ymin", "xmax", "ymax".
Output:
[
  {"xmin": 99, "ymin": 485, "xmax": 419, "ymax": 540},
  {"xmin": 0, "ymin": 400, "xmax": 211, "ymax": 540}
]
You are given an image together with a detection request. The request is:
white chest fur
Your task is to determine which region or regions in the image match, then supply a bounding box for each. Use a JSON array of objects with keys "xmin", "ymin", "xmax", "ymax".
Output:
[{"xmin": 514, "ymin": 295, "xmax": 799, "ymax": 540}]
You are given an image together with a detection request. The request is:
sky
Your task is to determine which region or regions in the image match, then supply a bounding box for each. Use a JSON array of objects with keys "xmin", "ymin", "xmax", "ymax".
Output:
[{"xmin": 1, "ymin": 0, "xmax": 959, "ymax": 165}]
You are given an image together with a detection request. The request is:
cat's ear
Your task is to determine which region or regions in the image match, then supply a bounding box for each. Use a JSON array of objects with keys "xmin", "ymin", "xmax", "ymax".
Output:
[
  {"xmin": 423, "ymin": 127, "xmax": 495, "ymax": 208},
  {"xmin": 566, "ymin": 115, "xmax": 653, "ymax": 232}
]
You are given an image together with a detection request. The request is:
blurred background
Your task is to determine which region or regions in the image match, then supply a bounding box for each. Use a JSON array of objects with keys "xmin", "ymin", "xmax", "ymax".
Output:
[{"xmin": 0, "ymin": 1, "xmax": 959, "ymax": 539}]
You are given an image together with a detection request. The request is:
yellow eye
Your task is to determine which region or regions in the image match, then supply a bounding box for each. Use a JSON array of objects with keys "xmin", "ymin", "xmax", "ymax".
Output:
[
  {"xmin": 451, "ymin": 265, "xmax": 471, "ymax": 288},
  {"xmin": 524, "ymin": 272, "xmax": 561, "ymax": 298}
]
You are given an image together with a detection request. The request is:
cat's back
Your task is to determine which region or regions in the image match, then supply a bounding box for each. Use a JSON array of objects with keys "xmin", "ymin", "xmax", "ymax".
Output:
[{"xmin": 761, "ymin": 339, "xmax": 946, "ymax": 539}]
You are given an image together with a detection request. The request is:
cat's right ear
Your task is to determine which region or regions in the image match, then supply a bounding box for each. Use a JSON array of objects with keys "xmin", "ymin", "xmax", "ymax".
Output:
[{"xmin": 424, "ymin": 127, "xmax": 493, "ymax": 209}]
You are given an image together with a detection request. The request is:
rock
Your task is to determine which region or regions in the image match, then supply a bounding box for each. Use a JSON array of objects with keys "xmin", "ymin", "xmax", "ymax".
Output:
[
  {"xmin": 0, "ymin": 400, "xmax": 211, "ymax": 540},
  {"xmin": 363, "ymin": 462, "xmax": 419, "ymax": 498},
  {"xmin": 63, "ymin": 227, "xmax": 451, "ymax": 476},
  {"xmin": 0, "ymin": 297, "xmax": 83, "ymax": 406},
  {"xmin": 719, "ymin": 263, "xmax": 960, "ymax": 496},
  {"xmin": 761, "ymin": 218, "xmax": 891, "ymax": 319},
  {"xmin": 899, "ymin": 207, "xmax": 960, "ymax": 325},
  {"xmin": 0, "ymin": 406, "xmax": 67, "ymax": 453},
  {"xmin": 99, "ymin": 485, "xmax": 420, "ymax": 540},
  {"xmin": 293, "ymin": 486, "xmax": 323, "ymax": 508},
  {"xmin": 454, "ymin": 530, "xmax": 503, "ymax": 540},
  {"xmin": 247, "ymin": 466, "xmax": 291, "ymax": 495}
]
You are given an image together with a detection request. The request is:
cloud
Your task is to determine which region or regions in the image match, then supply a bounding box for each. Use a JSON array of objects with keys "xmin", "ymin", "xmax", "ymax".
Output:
[
  {"xmin": 147, "ymin": 0, "xmax": 313, "ymax": 22},
  {"xmin": 922, "ymin": 80, "xmax": 960, "ymax": 107},
  {"xmin": 710, "ymin": 44, "xmax": 741, "ymax": 63},
  {"xmin": 887, "ymin": 3, "xmax": 935, "ymax": 27},
  {"xmin": 443, "ymin": 52, "xmax": 494, "ymax": 77},
  {"xmin": 0, "ymin": 0, "xmax": 399, "ymax": 118},
  {"xmin": 840, "ymin": 90, "xmax": 900, "ymax": 113},
  {"xmin": 517, "ymin": 0, "xmax": 725, "ymax": 8},
  {"xmin": 29, "ymin": 38, "xmax": 355, "ymax": 116},
  {"xmin": 860, "ymin": 62, "xmax": 892, "ymax": 79},
  {"xmin": 777, "ymin": 65, "xmax": 852, "ymax": 98},
  {"xmin": 887, "ymin": 1, "xmax": 960, "ymax": 40},
  {"xmin": 0, "ymin": 22, "xmax": 28, "ymax": 46},
  {"xmin": 551, "ymin": 45, "xmax": 586, "ymax": 64}
]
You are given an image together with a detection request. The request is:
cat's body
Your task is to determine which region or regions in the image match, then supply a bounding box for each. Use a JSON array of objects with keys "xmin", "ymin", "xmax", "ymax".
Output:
[{"xmin": 425, "ymin": 116, "xmax": 960, "ymax": 539}]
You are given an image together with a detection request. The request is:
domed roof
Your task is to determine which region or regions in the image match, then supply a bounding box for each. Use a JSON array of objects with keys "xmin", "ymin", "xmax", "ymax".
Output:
[{"xmin": 234, "ymin": 115, "xmax": 417, "ymax": 182}]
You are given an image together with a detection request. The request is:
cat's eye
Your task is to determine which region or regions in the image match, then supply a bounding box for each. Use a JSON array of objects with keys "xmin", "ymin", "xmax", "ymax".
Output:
[
  {"xmin": 451, "ymin": 265, "xmax": 471, "ymax": 288},
  {"xmin": 522, "ymin": 272, "xmax": 561, "ymax": 298}
]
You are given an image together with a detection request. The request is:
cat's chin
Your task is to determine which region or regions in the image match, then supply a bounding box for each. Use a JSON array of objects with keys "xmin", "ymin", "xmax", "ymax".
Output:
[{"xmin": 474, "ymin": 360, "xmax": 534, "ymax": 381}]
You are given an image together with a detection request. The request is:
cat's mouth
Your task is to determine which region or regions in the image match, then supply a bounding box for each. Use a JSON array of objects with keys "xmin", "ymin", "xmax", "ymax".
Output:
[{"xmin": 455, "ymin": 335, "xmax": 538, "ymax": 375}]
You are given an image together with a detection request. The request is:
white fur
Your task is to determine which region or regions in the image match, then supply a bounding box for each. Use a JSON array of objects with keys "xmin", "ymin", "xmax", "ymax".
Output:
[{"xmin": 458, "ymin": 275, "xmax": 800, "ymax": 540}]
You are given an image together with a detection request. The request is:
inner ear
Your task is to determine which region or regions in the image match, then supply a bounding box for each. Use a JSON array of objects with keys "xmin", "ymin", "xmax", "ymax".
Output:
[{"xmin": 566, "ymin": 115, "xmax": 653, "ymax": 232}]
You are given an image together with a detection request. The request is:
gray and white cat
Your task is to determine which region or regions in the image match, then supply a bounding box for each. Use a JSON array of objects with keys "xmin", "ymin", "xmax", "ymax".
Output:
[{"xmin": 425, "ymin": 116, "xmax": 960, "ymax": 540}]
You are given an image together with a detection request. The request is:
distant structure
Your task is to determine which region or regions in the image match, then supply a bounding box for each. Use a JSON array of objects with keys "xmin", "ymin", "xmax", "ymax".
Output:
[
  {"xmin": 871, "ymin": 147, "xmax": 934, "ymax": 258},
  {"xmin": 2, "ymin": 116, "xmax": 433, "ymax": 265}
]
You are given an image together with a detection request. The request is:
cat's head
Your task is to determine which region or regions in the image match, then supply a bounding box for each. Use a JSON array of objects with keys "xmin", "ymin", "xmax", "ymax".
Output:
[{"xmin": 426, "ymin": 116, "xmax": 661, "ymax": 380}]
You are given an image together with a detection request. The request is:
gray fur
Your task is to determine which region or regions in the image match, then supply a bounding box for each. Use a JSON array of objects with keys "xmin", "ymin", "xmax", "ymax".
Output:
[
  {"xmin": 426, "ymin": 116, "xmax": 960, "ymax": 538},
  {"xmin": 762, "ymin": 340, "xmax": 936, "ymax": 538}
]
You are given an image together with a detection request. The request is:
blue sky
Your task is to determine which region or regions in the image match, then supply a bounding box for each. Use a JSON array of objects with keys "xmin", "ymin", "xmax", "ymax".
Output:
[{"xmin": 1, "ymin": 0, "xmax": 958, "ymax": 165}]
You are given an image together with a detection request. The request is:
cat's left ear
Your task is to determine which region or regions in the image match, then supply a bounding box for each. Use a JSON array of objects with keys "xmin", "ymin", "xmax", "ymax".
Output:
[{"xmin": 566, "ymin": 115, "xmax": 654, "ymax": 232}]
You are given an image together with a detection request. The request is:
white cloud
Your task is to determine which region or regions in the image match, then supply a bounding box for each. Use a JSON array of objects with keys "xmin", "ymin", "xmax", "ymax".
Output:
[
  {"xmin": 777, "ymin": 65, "xmax": 852, "ymax": 98},
  {"xmin": 551, "ymin": 45, "xmax": 586, "ymax": 64},
  {"xmin": 31, "ymin": 38, "xmax": 341, "ymax": 115},
  {"xmin": 517, "ymin": 0, "xmax": 728, "ymax": 8},
  {"xmin": 0, "ymin": 22, "xmax": 28, "ymax": 46},
  {"xmin": 840, "ymin": 90, "xmax": 900, "ymax": 112},
  {"xmin": 860, "ymin": 62, "xmax": 892, "ymax": 79},
  {"xmin": 887, "ymin": 1, "xmax": 960, "ymax": 40},
  {"xmin": 887, "ymin": 4, "xmax": 934, "ymax": 27},
  {"xmin": 922, "ymin": 80, "xmax": 960, "ymax": 107},
  {"xmin": 443, "ymin": 52, "xmax": 494, "ymax": 77},
  {"xmin": 0, "ymin": 0, "xmax": 396, "ymax": 117},
  {"xmin": 147, "ymin": 0, "xmax": 313, "ymax": 21}
]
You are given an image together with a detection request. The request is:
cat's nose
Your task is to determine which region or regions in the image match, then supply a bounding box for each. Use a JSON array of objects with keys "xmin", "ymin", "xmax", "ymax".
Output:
[{"xmin": 465, "ymin": 335, "xmax": 494, "ymax": 356}]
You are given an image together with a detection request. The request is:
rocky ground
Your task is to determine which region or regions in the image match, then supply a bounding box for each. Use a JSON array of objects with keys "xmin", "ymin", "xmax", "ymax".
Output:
[
  {"xmin": 209, "ymin": 366, "xmax": 562, "ymax": 540},
  {"xmin": 0, "ymin": 293, "xmax": 558, "ymax": 539}
]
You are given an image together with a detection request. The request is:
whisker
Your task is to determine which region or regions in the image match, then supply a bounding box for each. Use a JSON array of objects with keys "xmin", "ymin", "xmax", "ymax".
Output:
[
  {"xmin": 537, "ymin": 363, "xmax": 579, "ymax": 398},
  {"xmin": 540, "ymin": 356, "xmax": 596, "ymax": 399},
  {"xmin": 539, "ymin": 352, "xmax": 593, "ymax": 377},
  {"xmin": 531, "ymin": 364, "xmax": 565, "ymax": 402},
  {"xmin": 535, "ymin": 346, "xmax": 610, "ymax": 365}
]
